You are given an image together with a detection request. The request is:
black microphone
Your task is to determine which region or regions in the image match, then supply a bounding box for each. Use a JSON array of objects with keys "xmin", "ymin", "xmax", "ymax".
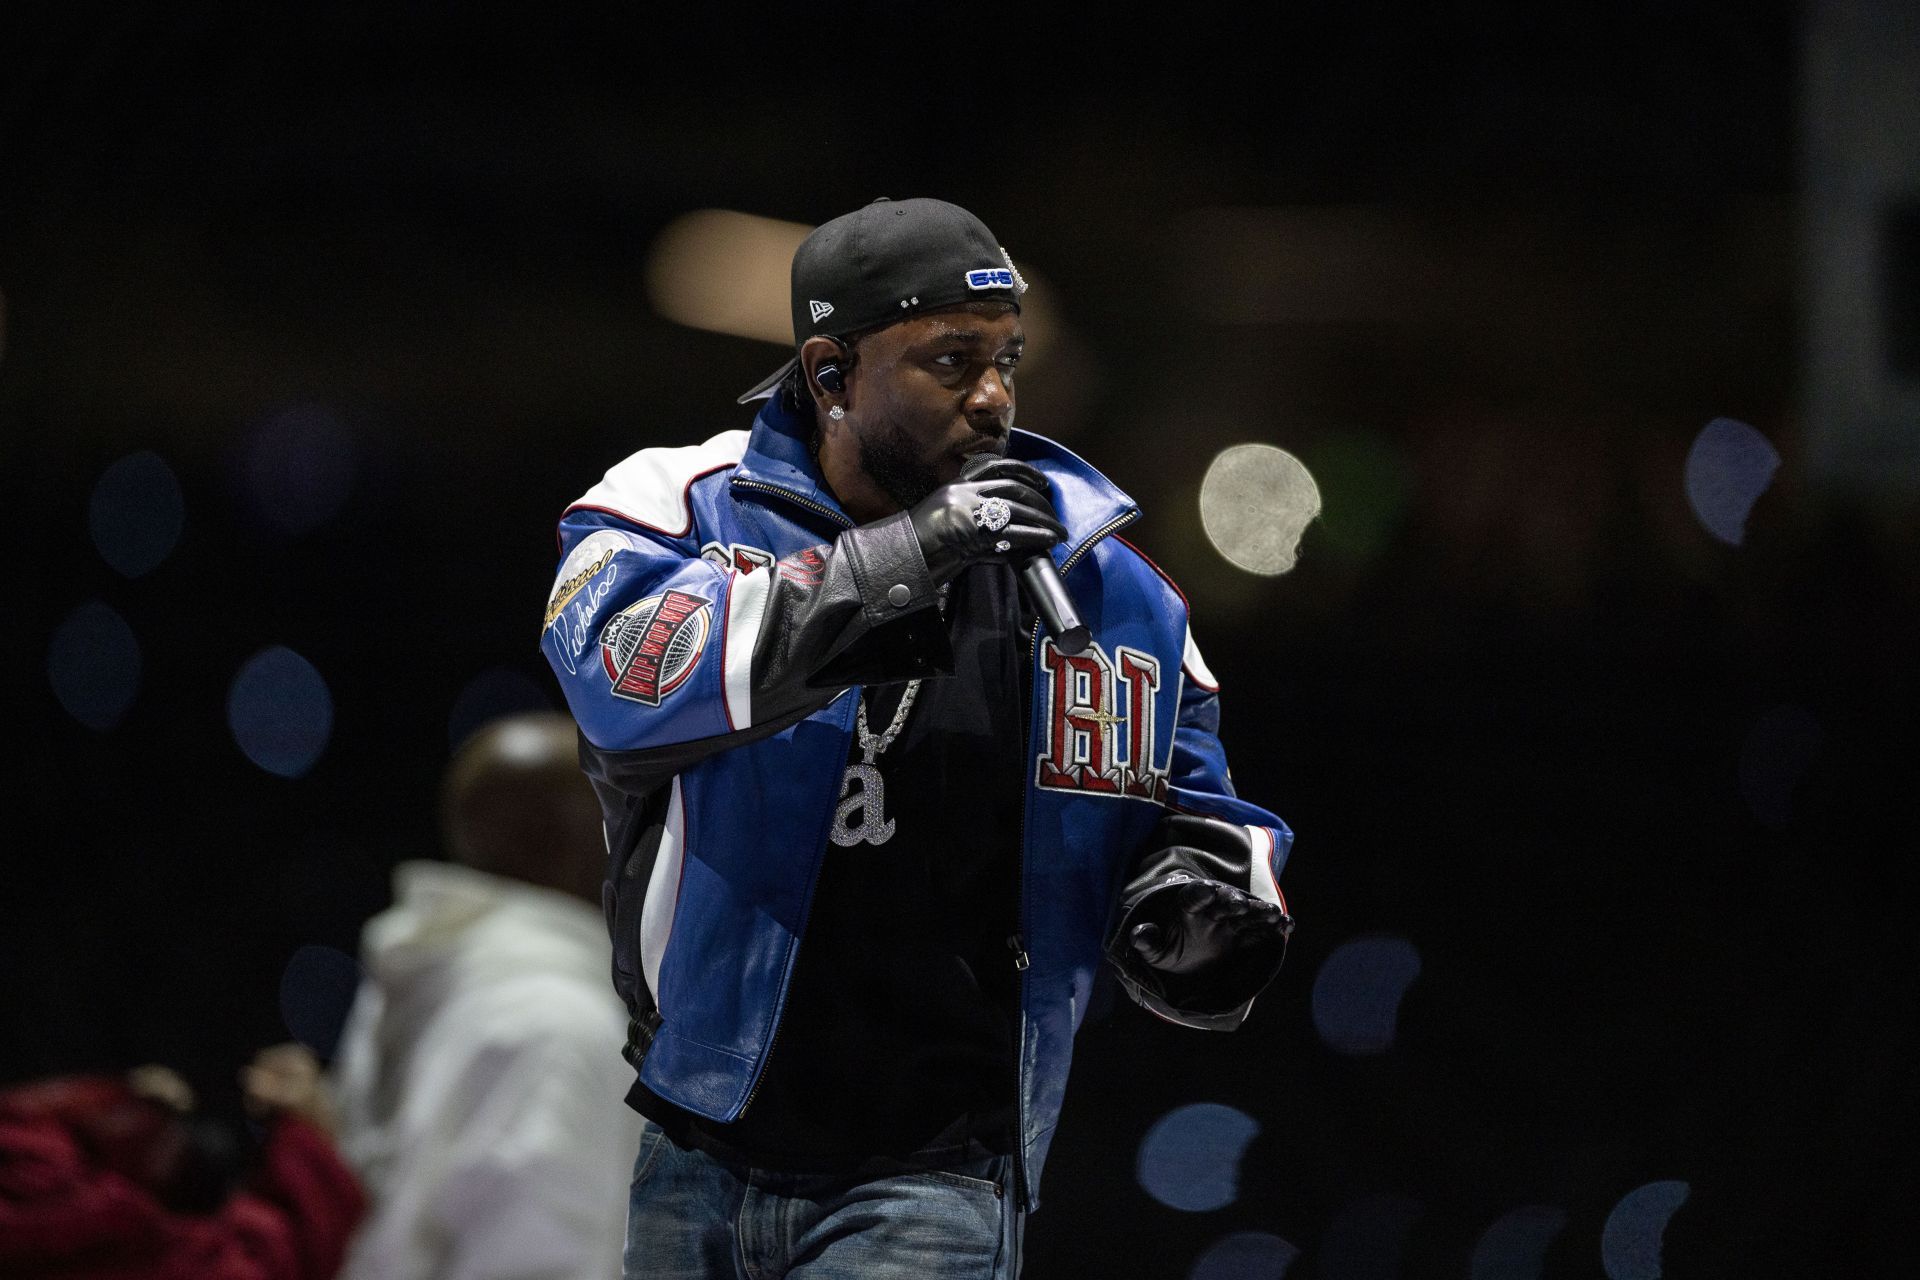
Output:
[
  {"xmin": 1021, "ymin": 554, "xmax": 1090, "ymax": 655},
  {"xmin": 961, "ymin": 451, "xmax": 1090, "ymax": 654}
]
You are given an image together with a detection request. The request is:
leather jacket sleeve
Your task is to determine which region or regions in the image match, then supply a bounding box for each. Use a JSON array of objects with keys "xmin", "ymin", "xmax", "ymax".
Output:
[
  {"xmin": 541, "ymin": 509, "xmax": 952, "ymax": 763},
  {"xmin": 1103, "ymin": 652, "xmax": 1295, "ymax": 1031}
]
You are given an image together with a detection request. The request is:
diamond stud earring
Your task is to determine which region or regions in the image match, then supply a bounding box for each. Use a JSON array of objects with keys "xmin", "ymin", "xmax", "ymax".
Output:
[{"xmin": 828, "ymin": 406, "xmax": 846, "ymax": 420}]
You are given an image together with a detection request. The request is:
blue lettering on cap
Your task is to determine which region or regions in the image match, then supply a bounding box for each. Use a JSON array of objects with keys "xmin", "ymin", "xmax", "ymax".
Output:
[{"xmin": 965, "ymin": 268, "xmax": 1017, "ymax": 290}]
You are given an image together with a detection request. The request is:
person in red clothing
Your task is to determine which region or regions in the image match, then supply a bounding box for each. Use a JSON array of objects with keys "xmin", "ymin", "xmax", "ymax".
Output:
[{"xmin": 0, "ymin": 1045, "xmax": 365, "ymax": 1280}]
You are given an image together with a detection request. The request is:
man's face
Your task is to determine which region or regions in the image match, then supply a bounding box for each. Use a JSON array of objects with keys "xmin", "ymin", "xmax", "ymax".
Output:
[{"xmin": 843, "ymin": 302, "xmax": 1023, "ymax": 510}]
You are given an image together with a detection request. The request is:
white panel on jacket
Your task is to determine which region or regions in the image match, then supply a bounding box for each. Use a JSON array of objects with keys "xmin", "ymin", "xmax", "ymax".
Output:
[
  {"xmin": 639, "ymin": 778, "xmax": 686, "ymax": 1010},
  {"xmin": 1246, "ymin": 825, "xmax": 1285, "ymax": 908},
  {"xmin": 570, "ymin": 430, "xmax": 751, "ymax": 537},
  {"xmin": 1182, "ymin": 625, "xmax": 1219, "ymax": 692},
  {"xmin": 723, "ymin": 568, "xmax": 772, "ymax": 729}
]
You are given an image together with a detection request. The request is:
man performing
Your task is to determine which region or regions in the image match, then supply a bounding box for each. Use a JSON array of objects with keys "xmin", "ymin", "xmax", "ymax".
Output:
[{"xmin": 541, "ymin": 197, "xmax": 1295, "ymax": 1279}]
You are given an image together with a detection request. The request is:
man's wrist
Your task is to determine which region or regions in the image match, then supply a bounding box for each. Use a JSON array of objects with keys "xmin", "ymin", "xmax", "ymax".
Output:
[{"xmin": 844, "ymin": 511, "xmax": 940, "ymax": 624}]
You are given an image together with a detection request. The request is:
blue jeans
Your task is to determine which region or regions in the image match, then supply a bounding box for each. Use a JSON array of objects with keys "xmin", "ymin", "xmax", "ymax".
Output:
[{"xmin": 622, "ymin": 1120, "xmax": 1024, "ymax": 1279}]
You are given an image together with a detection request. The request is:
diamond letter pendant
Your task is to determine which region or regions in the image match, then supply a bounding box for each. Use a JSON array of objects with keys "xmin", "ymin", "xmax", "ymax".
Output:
[{"xmin": 829, "ymin": 762, "xmax": 896, "ymax": 847}]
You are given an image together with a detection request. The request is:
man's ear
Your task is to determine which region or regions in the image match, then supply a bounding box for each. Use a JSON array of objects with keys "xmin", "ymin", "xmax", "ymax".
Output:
[{"xmin": 798, "ymin": 336, "xmax": 852, "ymax": 412}]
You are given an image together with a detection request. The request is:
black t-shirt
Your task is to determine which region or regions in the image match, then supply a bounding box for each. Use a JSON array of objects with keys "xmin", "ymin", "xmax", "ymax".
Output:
[{"xmin": 630, "ymin": 564, "xmax": 1030, "ymax": 1174}]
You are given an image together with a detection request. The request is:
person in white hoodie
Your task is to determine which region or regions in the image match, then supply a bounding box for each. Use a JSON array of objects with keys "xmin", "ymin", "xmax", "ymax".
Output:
[{"xmin": 329, "ymin": 712, "xmax": 643, "ymax": 1279}]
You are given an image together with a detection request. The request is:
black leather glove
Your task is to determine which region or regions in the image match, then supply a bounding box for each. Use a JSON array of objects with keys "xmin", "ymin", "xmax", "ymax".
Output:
[
  {"xmin": 1129, "ymin": 879, "xmax": 1293, "ymax": 975},
  {"xmin": 907, "ymin": 455, "xmax": 1067, "ymax": 586}
]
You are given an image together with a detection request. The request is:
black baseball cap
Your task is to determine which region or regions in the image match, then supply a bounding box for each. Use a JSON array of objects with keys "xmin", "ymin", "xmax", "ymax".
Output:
[{"xmin": 736, "ymin": 197, "xmax": 1027, "ymax": 403}]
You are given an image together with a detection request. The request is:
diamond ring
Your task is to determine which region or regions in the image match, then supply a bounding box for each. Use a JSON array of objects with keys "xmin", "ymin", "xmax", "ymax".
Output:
[
  {"xmin": 971, "ymin": 496, "xmax": 1012, "ymax": 533},
  {"xmin": 994, "ymin": 539, "xmax": 1012, "ymax": 553}
]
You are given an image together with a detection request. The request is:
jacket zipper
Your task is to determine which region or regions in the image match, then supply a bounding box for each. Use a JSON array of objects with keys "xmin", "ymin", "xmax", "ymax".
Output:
[
  {"xmin": 1012, "ymin": 612, "xmax": 1035, "ymax": 1210},
  {"xmin": 730, "ymin": 477, "xmax": 855, "ymax": 530},
  {"xmin": 1008, "ymin": 503, "xmax": 1137, "ymax": 1210},
  {"xmin": 1061, "ymin": 510, "xmax": 1138, "ymax": 575}
]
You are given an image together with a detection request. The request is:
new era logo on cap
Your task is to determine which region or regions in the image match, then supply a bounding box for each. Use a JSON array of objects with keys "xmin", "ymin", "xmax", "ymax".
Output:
[{"xmin": 809, "ymin": 300, "xmax": 834, "ymax": 323}]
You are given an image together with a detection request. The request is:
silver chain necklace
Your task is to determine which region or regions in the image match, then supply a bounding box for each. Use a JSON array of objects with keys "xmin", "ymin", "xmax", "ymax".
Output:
[
  {"xmin": 829, "ymin": 585, "xmax": 945, "ymax": 849},
  {"xmin": 829, "ymin": 678, "xmax": 921, "ymax": 847}
]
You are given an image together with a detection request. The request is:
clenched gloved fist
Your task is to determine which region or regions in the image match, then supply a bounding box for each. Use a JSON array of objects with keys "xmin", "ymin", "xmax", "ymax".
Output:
[
  {"xmin": 908, "ymin": 455, "xmax": 1066, "ymax": 586},
  {"xmin": 1129, "ymin": 879, "xmax": 1293, "ymax": 976}
]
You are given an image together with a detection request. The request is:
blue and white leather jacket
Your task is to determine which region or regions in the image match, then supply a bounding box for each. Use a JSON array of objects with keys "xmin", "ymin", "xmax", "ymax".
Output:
[{"xmin": 540, "ymin": 392, "xmax": 1294, "ymax": 1208}]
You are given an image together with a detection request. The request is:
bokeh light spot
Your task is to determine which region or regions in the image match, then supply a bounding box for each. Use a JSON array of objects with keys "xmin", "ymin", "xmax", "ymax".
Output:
[
  {"xmin": 1684, "ymin": 418, "xmax": 1778, "ymax": 546},
  {"xmin": 1601, "ymin": 1180, "xmax": 1690, "ymax": 1280},
  {"xmin": 1190, "ymin": 1230, "xmax": 1300, "ymax": 1280},
  {"xmin": 448, "ymin": 666, "xmax": 556, "ymax": 752},
  {"xmin": 1738, "ymin": 704, "xmax": 1823, "ymax": 828},
  {"xmin": 278, "ymin": 944, "xmax": 361, "ymax": 1059},
  {"xmin": 1199, "ymin": 444, "xmax": 1321, "ymax": 575},
  {"xmin": 228, "ymin": 646, "xmax": 335, "ymax": 778},
  {"xmin": 1312, "ymin": 934, "xmax": 1422, "ymax": 1055},
  {"xmin": 1301, "ymin": 429, "xmax": 1410, "ymax": 564},
  {"xmin": 89, "ymin": 450, "xmax": 184, "ymax": 578},
  {"xmin": 1319, "ymin": 1193, "xmax": 1424, "ymax": 1280},
  {"xmin": 647, "ymin": 210, "xmax": 812, "ymax": 345},
  {"xmin": 1470, "ymin": 1204, "xmax": 1569, "ymax": 1280},
  {"xmin": 1135, "ymin": 1102, "xmax": 1261, "ymax": 1212},
  {"xmin": 241, "ymin": 404, "xmax": 357, "ymax": 535},
  {"xmin": 47, "ymin": 601, "xmax": 142, "ymax": 731}
]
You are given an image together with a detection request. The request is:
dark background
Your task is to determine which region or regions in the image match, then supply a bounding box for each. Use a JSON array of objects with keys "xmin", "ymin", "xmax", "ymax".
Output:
[{"xmin": 4, "ymin": 3, "xmax": 1914, "ymax": 1276}]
